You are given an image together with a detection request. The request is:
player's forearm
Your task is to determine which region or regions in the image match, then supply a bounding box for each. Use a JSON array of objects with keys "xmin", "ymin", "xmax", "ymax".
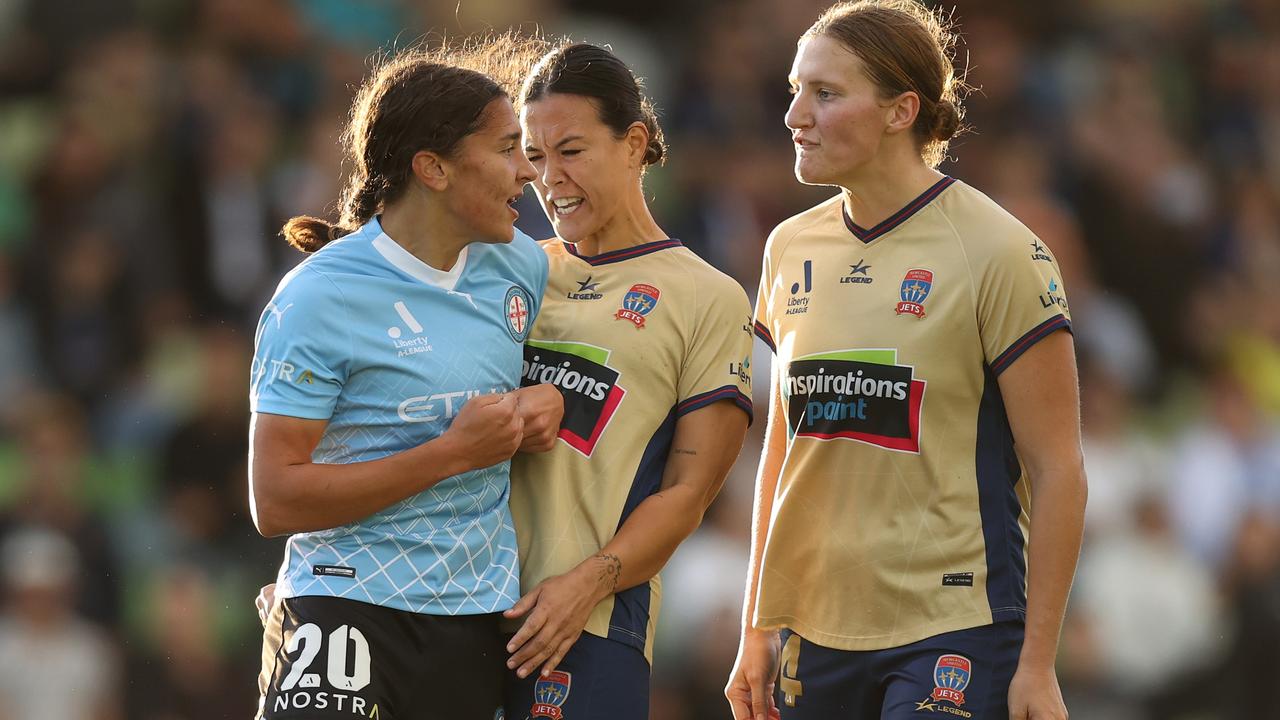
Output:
[
  {"xmin": 742, "ymin": 447, "xmax": 781, "ymax": 632},
  {"xmin": 251, "ymin": 434, "xmax": 469, "ymax": 536},
  {"xmin": 579, "ymin": 482, "xmax": 708, "ymax": 601},
  {"xmin": 1019, "ymin": 463, "xmax": 1087, "ymax": 670}
]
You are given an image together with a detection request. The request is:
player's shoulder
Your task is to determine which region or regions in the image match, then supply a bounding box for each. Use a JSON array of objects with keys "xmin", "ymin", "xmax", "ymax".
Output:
[
  {"xmin": 765, "ymin": 194, "xmax": 844, "ymax": 258},
  {"xmin": 933, "ymin": 179, "xmax": 1041, "ymax": 259},
  {"xmin": 285, "ymin": 219, "xmax": 381, "ymax": 281},
  {"xmin": 675, "ymin": 244, "xmax": 746, "ymax": 290},
  {"xmin": 663, "ymin": 244, "xmax": 751, "ymax": 315}
]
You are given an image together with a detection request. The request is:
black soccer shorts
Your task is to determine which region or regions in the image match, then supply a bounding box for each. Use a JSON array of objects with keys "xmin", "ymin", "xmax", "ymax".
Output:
[{"xmin": 257, "ymin": 595, "xmax": 507, "ymax": 719}]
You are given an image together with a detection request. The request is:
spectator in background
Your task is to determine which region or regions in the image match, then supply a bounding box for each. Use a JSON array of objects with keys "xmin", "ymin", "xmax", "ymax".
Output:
[
  {"xmin": 1169, "ymin": 365, "xmax": 1280, "ymax": 569},
  {"xmin": 125, "ymin": 564, "xmax": 251, "ymax": 720},
  {"xmin": 1071, "ymin": 493, "xmax": 1226, "ymax": 719},
  {"xmin": 0, "ymin": 392, "xmax": 121, "ymax": 628},
  {"xmin": 0, "ymin": 526, "xmax": 120, "ymax": 720}
]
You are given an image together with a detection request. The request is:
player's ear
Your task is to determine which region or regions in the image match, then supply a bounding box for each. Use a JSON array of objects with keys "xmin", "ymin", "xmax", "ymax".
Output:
[
  {"xmin": 623, "ymin": 122, "xmax": 649, "ymax": 170},
  {"xmin": 412, "ymin": 150, "xmax": 448, "ymax": 192},
  {"xmin": 884, "ymin": 91, "xmax": 920, "ymax": 137}
]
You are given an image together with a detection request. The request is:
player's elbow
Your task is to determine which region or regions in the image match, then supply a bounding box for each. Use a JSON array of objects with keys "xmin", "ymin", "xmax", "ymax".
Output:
[
  {"xmin": 249, "ymin": 473, "xmax": 296, "ymax": 538},
  {"xmin": 250, "ymin": 500, "xmax": 289, "ymax": 538}
]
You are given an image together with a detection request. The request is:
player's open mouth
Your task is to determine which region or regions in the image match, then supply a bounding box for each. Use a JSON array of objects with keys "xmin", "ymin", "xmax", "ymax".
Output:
[{"xmin": 551, "ymin": 197, "xmax": 583, "ymax": 217}]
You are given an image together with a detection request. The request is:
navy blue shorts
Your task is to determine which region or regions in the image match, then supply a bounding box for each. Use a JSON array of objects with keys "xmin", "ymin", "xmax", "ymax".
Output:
[
  {"xmin": 776, "ymin": 622, "xmax": 1024, "ymax": 720},
  {"xmin": 502, "ymin": 632, "xmax": 649, "ymax": 720}
]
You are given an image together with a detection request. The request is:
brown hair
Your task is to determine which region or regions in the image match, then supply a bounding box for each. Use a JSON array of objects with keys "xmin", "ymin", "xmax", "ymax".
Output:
[
  {"xmin": 282, "ymin": 34, "xmax": 543, "ymax": 253},
  {"xmin": 522, "ymin": 43, "xmax": 667, "ymax": 168},
  {"xmin": 803, "ymin": 0, "xmax": 968, "ymax": 167}
]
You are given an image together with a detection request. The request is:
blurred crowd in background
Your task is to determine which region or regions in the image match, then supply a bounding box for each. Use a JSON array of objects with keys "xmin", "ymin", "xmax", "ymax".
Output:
[{"xmin": 0, "ymin": 0, "xmax": 1277, "ymax": 717}]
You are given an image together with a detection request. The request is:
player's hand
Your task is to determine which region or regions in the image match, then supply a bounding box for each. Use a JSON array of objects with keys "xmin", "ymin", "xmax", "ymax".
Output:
[
  {"xmin": 512, "ymin": 384, "xmax": 564, "ymax": 453},
  {"xmin": 502, "ymin": 565, "xmax": 600, "ymax": 679},
  {"xmin": 442, "ymin": 392, "xmax": 524, "ymax": 471},
  {"xmin": 1007, "ymin": 663, "xmax": 1067, "ymax": 720},
  {"xmin": 256, "ymin": 582, "xmax": 277, "ymax": 627},
  {"xmin": 726, "ymin": 627, "xmax": 781, "ymax": 720}
]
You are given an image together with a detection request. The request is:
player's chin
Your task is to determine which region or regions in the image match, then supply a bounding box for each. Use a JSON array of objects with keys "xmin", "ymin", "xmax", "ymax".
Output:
[
  {"xmin": 480, "ymin": 220, "xmax": 517, "ymax": 244},
  {"xmin": 794, "ymin": 159, "xmax": 832, "ymax": 186}
]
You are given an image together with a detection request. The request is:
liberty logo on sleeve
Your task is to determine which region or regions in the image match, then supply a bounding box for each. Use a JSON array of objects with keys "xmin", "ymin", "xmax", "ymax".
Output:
[
  {"xmin": 615, "ymin": 283, "xmax": 660, "ymax": 328},
  {"xmin": 1039, "ymin": 277, "xmax": 1069, "ymax": 312},
  {"xmin": 530, "ymin": 670, "xmax": 572, "ymax": 719},
  {"xmin": 506, "ymin": 285, "xmax": 533, "ymax": 342},
  {"xmin": 895, "ymin": 268, "xmax": 933, "ymax": 318}
]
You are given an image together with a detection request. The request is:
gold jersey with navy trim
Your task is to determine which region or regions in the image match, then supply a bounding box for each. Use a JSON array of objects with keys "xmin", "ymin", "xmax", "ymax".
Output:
[
  {"xmin": 752, "ymin": 177, "xmax": 1072, "ymax": 651},
  {"xmin": 509, "ymin": 238, "xmax": 753, "ymax": 661}
]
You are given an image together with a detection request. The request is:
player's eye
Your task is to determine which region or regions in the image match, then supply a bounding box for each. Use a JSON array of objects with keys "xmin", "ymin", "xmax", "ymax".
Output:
[
  {"xmin": 562, "ymin": 148, "xmax": 582, "ymax": 157},
  {"xmin": 526, "ymin": 153, "xmax": 544, "ymax": 163},
  {"xmin": 817, "ymin": 88, "xmax": 835, "ymax": 100}
]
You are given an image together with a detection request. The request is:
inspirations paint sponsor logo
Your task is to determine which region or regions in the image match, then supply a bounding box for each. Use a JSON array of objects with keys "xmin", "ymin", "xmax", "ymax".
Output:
[
  {"xmin": 784, "ymin": 348, "xmax": 926, "ymax": 453},
  {"xmin": 522, "ymin": 340, "xmax": 625, "ymax": 457}
]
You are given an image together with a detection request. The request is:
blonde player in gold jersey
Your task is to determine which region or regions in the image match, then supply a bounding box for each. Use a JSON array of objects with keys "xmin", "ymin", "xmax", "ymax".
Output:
[
  {"xmin": 498, "ymin": 42, "xmax": 755, "ymax": 719},
  {"xmin": 726, "ymin": 3, "xmax": 1086, "ymax": 720}
]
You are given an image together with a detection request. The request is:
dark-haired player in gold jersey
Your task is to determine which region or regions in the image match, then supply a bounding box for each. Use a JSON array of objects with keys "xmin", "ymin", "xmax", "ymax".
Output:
[{"xmin": 501, "ymin": 42, "xmax": 753, "ymax": 720}]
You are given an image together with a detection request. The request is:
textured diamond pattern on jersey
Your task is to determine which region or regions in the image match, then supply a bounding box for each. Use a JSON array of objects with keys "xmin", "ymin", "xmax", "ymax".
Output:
[{"xmin": 253, "ymin": 217, "xmax": 547, "ymax": 615}]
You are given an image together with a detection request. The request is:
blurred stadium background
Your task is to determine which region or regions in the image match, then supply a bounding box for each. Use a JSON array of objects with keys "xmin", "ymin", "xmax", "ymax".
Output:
[{"xmin": 0, "ymin": 0, "xmax": 1277, "ymax": 717}]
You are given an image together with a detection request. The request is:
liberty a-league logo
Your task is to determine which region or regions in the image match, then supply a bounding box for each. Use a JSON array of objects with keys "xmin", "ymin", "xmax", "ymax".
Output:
[
  {"xmin": 615, "ymin": 283, "xmax": 660, "ymax": 328},
  {"xmin": 506, "ymin": 285, "xmax": 534, "ymax": 342},
  {"xmin": 530, "ymin": 670, "xmax": 572, "ymax": 719},
  {"xmin": 895, "ymin": 268, "xmax": 934, "ymax": 318},
  {"xmin": 914, "ymin": 654, "xmax": 973, "ymax": 716}
]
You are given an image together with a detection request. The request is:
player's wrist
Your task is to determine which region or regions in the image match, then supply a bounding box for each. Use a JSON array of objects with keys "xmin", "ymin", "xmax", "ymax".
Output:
[
  {"xmin": 574, "ymin": 552, "xmax": 621, "ymax": 603},
  {"xmin": 1015, "ymin": 643, "xmax": 1059, "ymax": 674},
  {"xmin": 429, "ymin": 430, "xmax": 472, "ymax": 478}
]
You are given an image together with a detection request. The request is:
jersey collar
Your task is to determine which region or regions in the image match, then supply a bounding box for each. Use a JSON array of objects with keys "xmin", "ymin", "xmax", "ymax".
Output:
[
  {"xmin": 562, "ymin": 238, "xmax": 683, "ymax": 266},
  {"xmin": 370, "ymin": 220, "xmax": 469, "ymax": 291},
  {"xmin": 842, "ymin": 175, "xmax": 956, "ymax": 244}
]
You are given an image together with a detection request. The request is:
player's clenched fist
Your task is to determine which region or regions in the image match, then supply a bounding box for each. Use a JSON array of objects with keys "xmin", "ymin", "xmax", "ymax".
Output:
[
  {"xmin": 443, "ymin": 392, "xmax": 525, "ymax": 471},
  {"xmin": 513, "ymin": 384, "xmax": 564, "ymax": 452}
]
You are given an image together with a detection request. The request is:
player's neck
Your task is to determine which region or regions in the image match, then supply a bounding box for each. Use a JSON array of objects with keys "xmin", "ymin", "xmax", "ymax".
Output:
[
  {"xmin": 380, "ymin": 198, "xmax": 469, "ymax": 271},
  {"xmin": 569, "ymin": 193, "xmax": 666, "ymax": 258},
  {"xmin": 838, "ymin": 155, "xmax": 944, "ymax": 232}
]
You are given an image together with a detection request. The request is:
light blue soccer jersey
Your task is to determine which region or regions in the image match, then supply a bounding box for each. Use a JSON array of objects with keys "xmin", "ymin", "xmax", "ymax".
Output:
[{"xmin": 250, "ymin": 216, "xmax": 548, "ymax": 615}]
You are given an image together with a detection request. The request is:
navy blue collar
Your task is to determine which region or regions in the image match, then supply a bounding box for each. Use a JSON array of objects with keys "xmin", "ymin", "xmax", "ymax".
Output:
[{"xmin": 842, "ymin": 176, "xmax": 956, "ymax": 244}]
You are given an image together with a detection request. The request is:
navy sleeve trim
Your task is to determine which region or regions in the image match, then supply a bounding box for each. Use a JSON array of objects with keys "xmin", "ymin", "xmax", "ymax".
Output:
[
  {"xmin": 677, "ymin": 385, "xmax": 754, "ymax": 425},
  {"xmin": 753, "ymin": 320, "xmax": 776, "ymax": 353},
  {"xmin": 991, "ymin": 315, "xmax": 1072, "ymax": 375}
]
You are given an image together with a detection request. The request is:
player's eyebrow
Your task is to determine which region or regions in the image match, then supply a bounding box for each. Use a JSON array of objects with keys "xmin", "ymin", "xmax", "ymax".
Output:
[{"xmin": 501, "ymin": 130, "xmax": 522, "ymax": 144}]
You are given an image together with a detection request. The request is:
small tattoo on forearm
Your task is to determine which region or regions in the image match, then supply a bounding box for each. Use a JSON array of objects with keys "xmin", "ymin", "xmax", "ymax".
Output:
[
  {"xmin": 672, "ymin": 448, "xmax": 697, "ymax": 455},
  {"xmin": 595, "ymin": 553, "xmax": 622, "ymax": 591}
]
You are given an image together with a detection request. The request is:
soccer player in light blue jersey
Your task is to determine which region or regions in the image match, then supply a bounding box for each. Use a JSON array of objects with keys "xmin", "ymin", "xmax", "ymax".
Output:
[{"xmin": 249, "ymin": 44, "xmax": 563, "ymax": 719}]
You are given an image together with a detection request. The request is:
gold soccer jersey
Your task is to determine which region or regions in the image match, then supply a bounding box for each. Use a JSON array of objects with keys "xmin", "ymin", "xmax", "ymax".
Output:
[
  {"xmin": 510, "ymin": 238, "xmax": 753, "ymax": 660},
  {"xmin": 752, "ymin": 176, "xmax": 1072, "ymax": 651}
]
